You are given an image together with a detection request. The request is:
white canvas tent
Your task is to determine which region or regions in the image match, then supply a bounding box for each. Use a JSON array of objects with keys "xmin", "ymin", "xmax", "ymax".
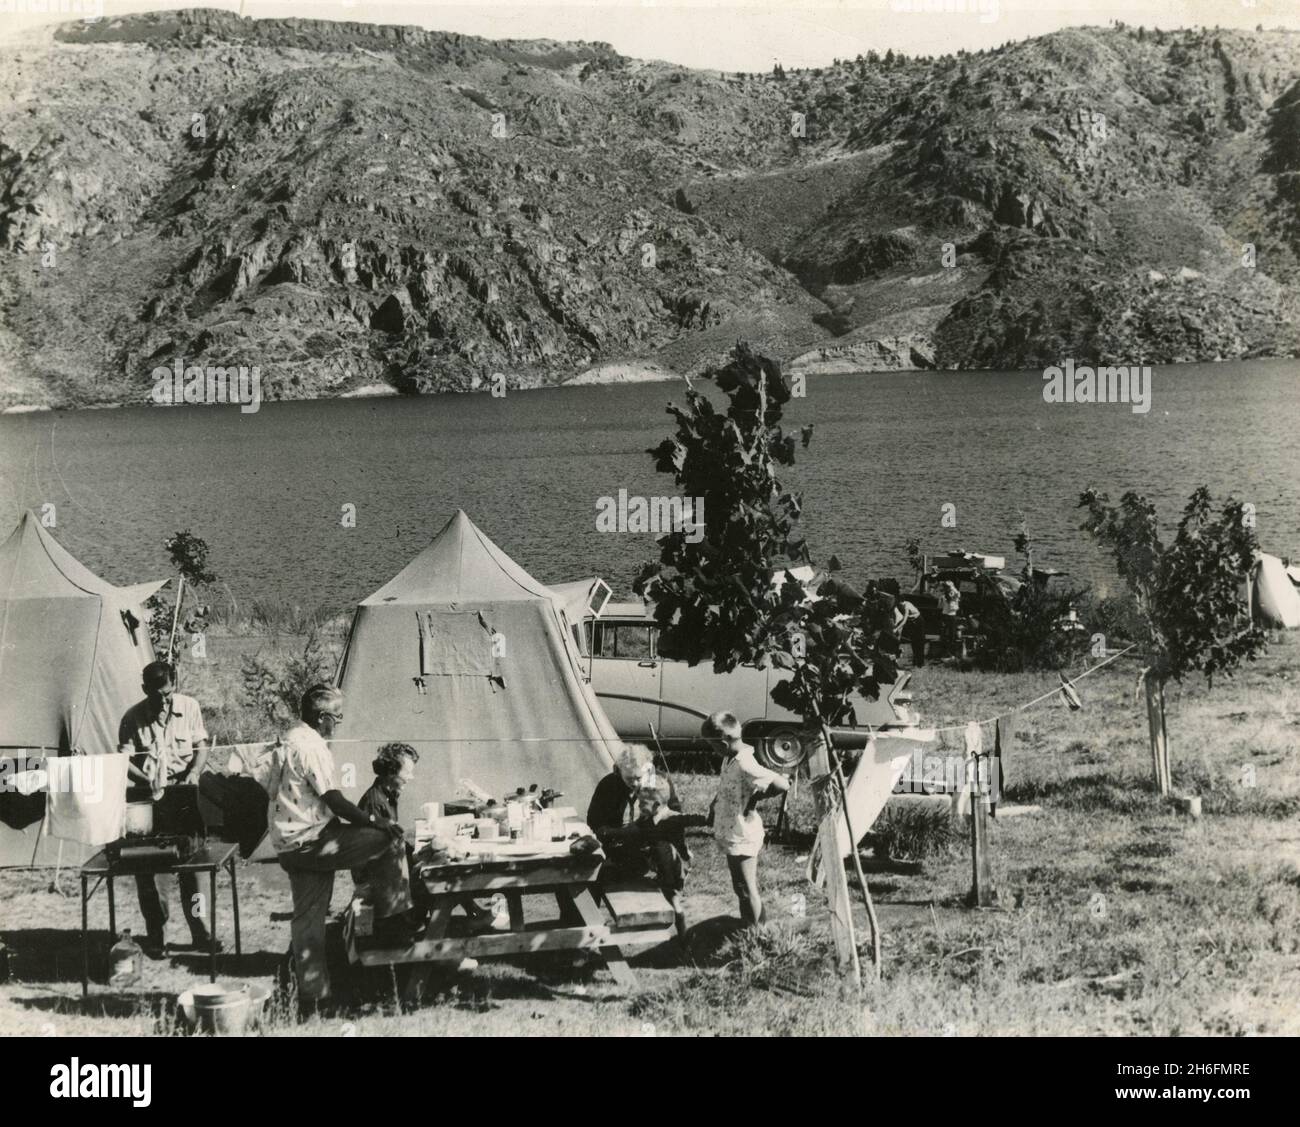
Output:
[
  {"xmin": 332, "ymin": 511, "xmax": 620, "ymax": 813},
  {"xmin": 0, "ymin": 512, "xmax": 165, "ymax": 866},
  {"xmin": 1251, "ymin": 552, "xmax": 1300, "ymax": 629}
]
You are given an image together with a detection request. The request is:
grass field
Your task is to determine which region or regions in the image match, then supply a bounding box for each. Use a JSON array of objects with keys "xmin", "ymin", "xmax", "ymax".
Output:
[{"xmin": 2, "ymin": 634, "xmax": 1298, "ymax": 1037}]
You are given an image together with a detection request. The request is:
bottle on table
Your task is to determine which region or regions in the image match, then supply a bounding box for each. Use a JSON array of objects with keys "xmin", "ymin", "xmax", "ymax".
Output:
[{"xmin": 108, "ymin": 929, "xmax": 143, "ymax": 987}]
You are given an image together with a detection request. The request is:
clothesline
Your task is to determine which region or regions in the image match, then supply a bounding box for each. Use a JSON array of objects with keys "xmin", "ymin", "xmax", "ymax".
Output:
[
  {"xmin": 5, "ymin": 646, "xmax": 1138, "ymax": 758},
  {"xmin": 923, "ymin": 643, "xmax": 1139, "ymax": 735}
]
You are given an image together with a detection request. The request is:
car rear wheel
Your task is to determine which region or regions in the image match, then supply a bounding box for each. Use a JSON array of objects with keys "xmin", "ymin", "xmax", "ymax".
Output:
[{"xmin": 755, "ymin": 726, "xmax": 808, "ymax": 773}]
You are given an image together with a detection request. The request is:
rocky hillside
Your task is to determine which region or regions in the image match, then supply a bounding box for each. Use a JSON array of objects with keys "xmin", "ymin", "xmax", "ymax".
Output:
[{"xmin": 1, "ymin": 12, "xmax": 1298, "ymax": 407}]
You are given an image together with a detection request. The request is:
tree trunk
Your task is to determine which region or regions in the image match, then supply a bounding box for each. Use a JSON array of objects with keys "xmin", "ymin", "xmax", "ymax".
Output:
[
  {"xmin": 1143, "ymin": 670, "xmax": 1171, "ymax": 796},
  {"xmin": 833, "ymin": 751, "xmax": 882, "ymax": 980},
  {"xmin": 969, "ymin": 776, "xmax": 995, "ymax": 907}
]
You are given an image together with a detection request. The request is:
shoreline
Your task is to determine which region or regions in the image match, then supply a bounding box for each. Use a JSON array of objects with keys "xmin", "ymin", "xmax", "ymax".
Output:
[{"xmin": 4, "ymin": 355, "xmax": 1297, "ymax": 415}]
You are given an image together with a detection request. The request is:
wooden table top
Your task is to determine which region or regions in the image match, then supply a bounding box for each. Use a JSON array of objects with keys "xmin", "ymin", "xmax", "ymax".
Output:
[{"xmin": 416, "ymin": 845, "xmax": 605, "ymax": 892}]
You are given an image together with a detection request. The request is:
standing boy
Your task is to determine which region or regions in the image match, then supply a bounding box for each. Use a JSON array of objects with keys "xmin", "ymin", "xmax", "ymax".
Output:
[{"xmin": 703, "ymin": 711, "xmax": 789, "ymax": 927}]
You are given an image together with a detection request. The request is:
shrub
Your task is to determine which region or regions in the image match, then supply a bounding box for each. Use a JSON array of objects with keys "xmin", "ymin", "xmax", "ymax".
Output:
[
  {"xmin": 241, "ymin": 631, "xmax": 335, "ymax": 730},
  {"xmin": 870, "ymin": 803, "xmax": 958, "ymax": 861}
]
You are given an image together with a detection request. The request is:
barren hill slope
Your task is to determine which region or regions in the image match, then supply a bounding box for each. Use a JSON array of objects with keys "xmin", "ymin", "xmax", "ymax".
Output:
[{"xmin": 1, "ymin": 13, "xmax": 1298, "ymax": 407}]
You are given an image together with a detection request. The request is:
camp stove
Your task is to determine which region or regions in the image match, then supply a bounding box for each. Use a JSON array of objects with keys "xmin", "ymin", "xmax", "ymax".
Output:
[{"xmin": 105, "ymin": 833, "xmax": 197, "ymax": 868}]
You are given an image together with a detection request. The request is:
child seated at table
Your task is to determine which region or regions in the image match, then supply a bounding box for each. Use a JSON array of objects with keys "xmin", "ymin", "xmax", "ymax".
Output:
[{"xmin": 616, "ymin": 777, "xmax": 691, "ymax": 938}]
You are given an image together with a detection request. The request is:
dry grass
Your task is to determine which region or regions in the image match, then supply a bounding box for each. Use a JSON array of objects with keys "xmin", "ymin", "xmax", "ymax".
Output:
[{"xmin": 2, "ymin": 635, "xmax": 1298, "ymax": 1036}]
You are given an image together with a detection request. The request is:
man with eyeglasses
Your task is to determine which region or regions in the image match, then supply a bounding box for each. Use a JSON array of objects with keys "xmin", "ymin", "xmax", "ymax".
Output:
[{"xmin": 267, "ymin": 683, "xmax": 413, "ymax": 1015}]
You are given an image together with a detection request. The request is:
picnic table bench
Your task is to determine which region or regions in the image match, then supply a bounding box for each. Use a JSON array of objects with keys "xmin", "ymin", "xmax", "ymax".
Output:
[{"xmin": 343, "ymin": 844, "xmax": 675, "ymax": 1005}]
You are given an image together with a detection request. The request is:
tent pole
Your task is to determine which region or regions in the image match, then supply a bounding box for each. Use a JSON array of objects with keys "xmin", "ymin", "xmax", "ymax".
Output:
[
  {"xmin": 167, "ymin": 576, "xmax": 185, "ymax": 666},
  {"xmin": 49, "ymin": 838, "xmax": 65, "ymax": 894},
  {"xmin": 647, "ymin": 721, "xmax": 676, "ymax": 792}
]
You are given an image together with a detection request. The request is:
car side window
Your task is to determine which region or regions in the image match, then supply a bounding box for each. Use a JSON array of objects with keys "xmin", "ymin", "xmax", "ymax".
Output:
[
  {"xmin": 614, "ymin": 625, "xmax": 653, "ymax": 660},
  {"xmin": 593, "ymin": 623, "xmax": 654, "ymax": 660}
]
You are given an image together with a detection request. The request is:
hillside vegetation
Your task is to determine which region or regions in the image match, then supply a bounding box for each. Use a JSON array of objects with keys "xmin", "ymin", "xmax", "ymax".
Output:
[{"xmin": 2, "ymin": 12, "xmax": 1298, "ymax": 406}]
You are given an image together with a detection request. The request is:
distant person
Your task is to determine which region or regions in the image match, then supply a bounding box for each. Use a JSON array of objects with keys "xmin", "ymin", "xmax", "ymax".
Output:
[
  {"xmin": 267, "ymin": 685, "xmax": 412, "ymax": 1016},
  {"xmin": 938, "ymin": 579, "xmax": 961, "ymax": 657},
  {"xmin": 892, "ymin": 596, "xmax": 925, "ymax": 666},
  {"xmin": 704, "ymin": 711, "xmax": 789, "ymax": 927},
  {"xmin": 116, "ymin": 660, "xmax": 212, "ymax": 956},
  {"xmin": 892, "ymin": 598, "xmax": 921, "ymax": 641}
]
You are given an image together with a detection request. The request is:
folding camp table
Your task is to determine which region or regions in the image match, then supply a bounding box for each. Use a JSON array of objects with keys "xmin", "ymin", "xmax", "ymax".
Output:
[
  {"xmin": 78, "ymin": 841, "xmax": 241, "ymax": 996},
  {"xmin": 344, "ymin": 845, "xmax": 675, "ymax": 1005}
]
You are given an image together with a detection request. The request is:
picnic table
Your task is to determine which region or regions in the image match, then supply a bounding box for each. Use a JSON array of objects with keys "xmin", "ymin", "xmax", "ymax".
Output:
[
  {"xmin": 78, "ymin": 840, "xmax": 241, "ymax": 996},
  {"xmin": 343, "ymin": 839, "xmax": 675, "ymax": 1005}
]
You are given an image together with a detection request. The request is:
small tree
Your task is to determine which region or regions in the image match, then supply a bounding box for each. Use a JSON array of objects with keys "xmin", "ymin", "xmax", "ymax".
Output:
[
  {"xmin": 147, "ymin": 530, "xmax": 218, "ymax": 659},
  {"xmin": 1078, "ymin": 487, "xmax": 1266, "ymax": 795},
  {"xmin": 635, "ymin": 343, "xmax": 898, "ymax": 980}
]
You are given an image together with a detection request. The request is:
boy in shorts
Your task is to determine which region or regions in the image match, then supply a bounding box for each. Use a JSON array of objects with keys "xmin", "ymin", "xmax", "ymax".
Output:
[{"xmin": 703, "ymin": 710, "xmax": 789, "ymax": 926}]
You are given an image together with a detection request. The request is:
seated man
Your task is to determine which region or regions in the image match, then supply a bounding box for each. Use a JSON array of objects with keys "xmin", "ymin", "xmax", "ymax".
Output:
[
  {"xmin": 117, "ymin": 660, "xmax": 212, "ymax": 956},
  {"xmin": 587, "ymin": 744, "xmax": 688, "ymax": 934},
  {"xmin": 268, "ymin": 685, "xmax": 413, "ymax": 1015}
]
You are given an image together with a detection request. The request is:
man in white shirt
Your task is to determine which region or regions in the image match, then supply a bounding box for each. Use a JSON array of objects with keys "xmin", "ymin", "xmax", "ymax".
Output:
[
  {"xmin": 117, "ymin": 661, "xmax": 211, "ymax": 955},
  {"xmin": 938, "ymin": 580, "xmax": 961, "ymax": 656},
  {"xmin": 892, "ymin": 599, "xmax": 921, "ymax": 640},
  {"xmin": 267, "ymin": 684, "xmax": 411, "ymax": 1013},
  {"xmin": 705, "ymin": 710, "xmax": 789, "ymax": 927}
]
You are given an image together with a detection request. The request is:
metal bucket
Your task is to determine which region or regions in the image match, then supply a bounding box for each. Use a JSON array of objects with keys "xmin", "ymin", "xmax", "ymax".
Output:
[{"xmin": 179, "ymin": 983, "xmax": 268, "ymax": 1036}]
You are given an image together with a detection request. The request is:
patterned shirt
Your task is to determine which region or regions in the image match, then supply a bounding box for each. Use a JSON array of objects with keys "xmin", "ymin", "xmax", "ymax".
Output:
[{"xmin": 266, "ymin": 723, "xmax": 338, "ymax": 852}]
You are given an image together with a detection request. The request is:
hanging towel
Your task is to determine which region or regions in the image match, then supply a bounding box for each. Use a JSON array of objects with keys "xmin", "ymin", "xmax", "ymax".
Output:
[{"xmin": 44, "ymin": 755, "xmax": 128, "ymax": 846}]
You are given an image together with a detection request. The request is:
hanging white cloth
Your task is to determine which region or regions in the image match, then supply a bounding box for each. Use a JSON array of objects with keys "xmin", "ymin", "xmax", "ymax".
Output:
[{"xmin": 44, "ymin": 755, "xmax": 128, "ymax": 846}]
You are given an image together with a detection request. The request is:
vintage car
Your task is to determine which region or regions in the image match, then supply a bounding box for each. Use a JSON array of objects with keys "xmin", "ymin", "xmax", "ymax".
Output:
[{"xmin": 551, "ymin": 578, "xmax": 925, "ymax": 772}]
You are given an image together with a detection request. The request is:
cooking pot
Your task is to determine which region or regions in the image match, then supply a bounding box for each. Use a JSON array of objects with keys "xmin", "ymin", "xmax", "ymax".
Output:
[{"xmin": 124, "ymin": 802, "xmax": 154, "ymax": 836}]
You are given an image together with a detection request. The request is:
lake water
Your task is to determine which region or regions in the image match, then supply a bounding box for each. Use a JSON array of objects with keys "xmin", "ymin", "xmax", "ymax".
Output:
[{"xmin": 1, "ymin": 360, "xmax": 1297, "ymax": 611}]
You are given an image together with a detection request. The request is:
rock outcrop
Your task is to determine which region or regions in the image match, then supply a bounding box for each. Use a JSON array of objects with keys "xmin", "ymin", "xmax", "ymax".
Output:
[{"xmin": 0, "ymin": 14, "xmax": 1298, "ymax": 407}]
